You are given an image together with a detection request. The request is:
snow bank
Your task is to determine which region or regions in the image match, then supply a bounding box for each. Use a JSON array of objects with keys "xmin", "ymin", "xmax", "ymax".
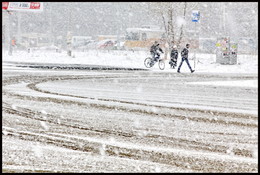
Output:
[{"xmin": 2, "ymin": 49, "xmax": 258, "ymax": 74}]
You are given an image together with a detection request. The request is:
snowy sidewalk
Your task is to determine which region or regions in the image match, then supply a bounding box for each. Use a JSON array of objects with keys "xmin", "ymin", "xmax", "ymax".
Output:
[{"xmin": 2, "ymin": 49, "xmax": 258, "ymax": 74}]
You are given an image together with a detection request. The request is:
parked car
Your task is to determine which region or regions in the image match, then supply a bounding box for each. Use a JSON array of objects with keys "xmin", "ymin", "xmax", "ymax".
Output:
[{"xmin": 96, "ymin": 39, "xmax": 116, "ymax": 49}]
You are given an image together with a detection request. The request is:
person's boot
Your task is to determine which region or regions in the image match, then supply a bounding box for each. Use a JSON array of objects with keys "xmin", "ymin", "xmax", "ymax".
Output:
[
  {"xmin": 191, "ymin": 70, "xmax": 195, "ymax": 73},
  {"xmin": 177, "ymin": 69, "xmax": 180, "ymax": 73}
]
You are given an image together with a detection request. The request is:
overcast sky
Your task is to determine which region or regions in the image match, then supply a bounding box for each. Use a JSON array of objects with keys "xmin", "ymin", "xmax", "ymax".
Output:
[{"xmin": 4, "ymin": 2, "xmax": 258, "ymax": 40}]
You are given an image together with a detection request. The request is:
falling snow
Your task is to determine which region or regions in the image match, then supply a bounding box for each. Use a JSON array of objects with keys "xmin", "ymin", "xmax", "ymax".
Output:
[{"xmin": 2, "ymin": 2, "xmax": 258, "ymax": 173}]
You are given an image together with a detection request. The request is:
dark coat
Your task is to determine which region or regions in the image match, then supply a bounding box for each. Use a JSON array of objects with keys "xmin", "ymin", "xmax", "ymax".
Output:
[
  {"xmin": 181, "ymin": 47, "xmax": 189, "ymax": 59},
  {"xmin": 150, "ymin": 44, "xmax": 163, "ymax": 54},
  {"xmin": 170, "ymin": 49, "xmax": 178, "ymax": 60}
]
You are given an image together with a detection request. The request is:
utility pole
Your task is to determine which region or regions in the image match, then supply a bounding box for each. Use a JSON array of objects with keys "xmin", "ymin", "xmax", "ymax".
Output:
[
  {"xmin": 222, "ymin": 2, "xmax": 226, "ymax": 36},
  {"xmin": 2, "ymin": 11, "xmax": 11, "ymax": 54},
  {"xmin": 2, "ymin": 11, "xmax": 9, "ymax": 51},
  {"xmin": 67, "ymin": 4, "xmax": 72, "ymax": 56},
  {"xmin": 191, "ymin": 10, "xmax": 200, "ymax": 69},
  {"xmin": 17, "ymin": 11, "xmax": 21, "ymax": 46},
  {"xmin": 49, "ymin": 4, "xmax": 53, "ymax": 45},
  {"xmin": 255, "ymin": 8, "xmax": 258, "ymax": 55},
  {"xmin": 194, "ymin": 22, "xmax": 197, "ymax": 68},
  {"xmin": 116, "ymin": 10, "xmax": 120, "ymax": 50},
  {"xmin": 7, "ymin": 11, "xmax": 12, "ymax": 56}
]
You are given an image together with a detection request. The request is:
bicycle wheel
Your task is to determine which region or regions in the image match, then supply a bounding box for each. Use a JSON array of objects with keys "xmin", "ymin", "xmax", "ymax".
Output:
[
  {"xmin": 144, "ymin": 57, "xmax": 153, "ymax": 68},
  {"xmin": 158, "ymin": 60, "xmax": 165, "ymax": 70}
]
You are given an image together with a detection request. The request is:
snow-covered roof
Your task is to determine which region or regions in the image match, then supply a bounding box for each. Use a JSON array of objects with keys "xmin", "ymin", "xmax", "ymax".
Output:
[
  {"xmin": 126, "ymin": 27, "xmax": 164, "ymax": 33},
  {"xmin": 72, "ymin": 36, "xmax": 92, "ymax": 40},
  {"xmin": 98, "ymin": 35, "xmax": 117, "ymax": 37},
  {"xmin": 17, "ymin": 33, "xmax": 49, "ymax": 38}
]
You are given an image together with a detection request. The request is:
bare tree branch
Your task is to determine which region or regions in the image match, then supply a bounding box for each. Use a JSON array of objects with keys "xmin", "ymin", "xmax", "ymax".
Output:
[
  {"xmin": 147, "ymin": 2, "xmax": 188, "ymax": 58},
  {"xmin": 177, "ymin": 2, "xmax": 187, "ymax": 48}
]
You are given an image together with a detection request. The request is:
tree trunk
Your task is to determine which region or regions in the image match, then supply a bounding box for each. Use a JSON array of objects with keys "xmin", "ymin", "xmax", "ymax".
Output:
[
  {"xmin": 148, "ymin": 2, "xmax": 187, "ymax": 59},
  {"xmin": 168, "ymin": 8, "xmax": 174, "ymax": 47},
  {"xmin": 161, "ymin": 12, "xmax": 169, "ymax": 60},
  {"xmin": 177, "ymin": 2, "xmax": 187, "ymax": 48},
  {"xmin": 163, "ymin": 7, "xmax": 175, "ymax": 60}
]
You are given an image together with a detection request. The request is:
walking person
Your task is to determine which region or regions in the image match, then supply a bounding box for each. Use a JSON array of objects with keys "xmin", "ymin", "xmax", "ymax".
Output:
[
  {"xmin": 169, "ymin": 45, "xmax": 178, "ymax": 69},
  {"xmin": 177, "ymin": 43, "xmax": 195, "ymax": 73},
  {"xmin": 8, "ymin": 37, "xmax": 16, "ymax": 56}
]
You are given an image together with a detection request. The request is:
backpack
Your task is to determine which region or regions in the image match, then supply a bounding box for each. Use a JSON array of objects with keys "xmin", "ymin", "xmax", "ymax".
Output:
[
  {"xmin": 150, "ymin": 45, "xmax": 156, "ymax": 52},
  {"xmin": 181, "ymin": 48, "xmax": 188, "ymax": 57}
]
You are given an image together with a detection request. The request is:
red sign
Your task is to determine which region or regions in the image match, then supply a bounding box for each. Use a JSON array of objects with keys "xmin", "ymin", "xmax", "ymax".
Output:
[
  {"xmin": 2, "ymin": 2, "xmax": 43, "ymax": 12},
  {"xmin": 2, "ymin": 2, "xmax": 9, "ymax": 10},
  {"xmin": 30, "ymin": 2, "xmax": 41, "ymax": 9}
]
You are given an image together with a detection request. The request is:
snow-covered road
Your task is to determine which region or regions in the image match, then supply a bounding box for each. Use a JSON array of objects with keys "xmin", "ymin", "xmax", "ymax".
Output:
[{"xmin": 2, "ymin": 62, "xmax": 258, "ymax": 173}]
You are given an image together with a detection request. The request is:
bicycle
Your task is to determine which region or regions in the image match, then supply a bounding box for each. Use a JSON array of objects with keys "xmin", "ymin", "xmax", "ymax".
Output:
[{"xmin": 144, "ymin": 57, "xmax": 165, "ymax": 70}]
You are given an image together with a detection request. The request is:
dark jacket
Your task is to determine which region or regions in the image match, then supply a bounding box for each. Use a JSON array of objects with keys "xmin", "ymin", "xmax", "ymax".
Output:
[
  {"xmin": 181, "ymin": 47, "xmax": 189, "ymax": 59},
  {"xmin": 150, "ymin": 44, "xmax": 163, "ymax": 54},
  {"xmin": 170, "ymin": 49, "xmax": 178, "ymax": 60}
]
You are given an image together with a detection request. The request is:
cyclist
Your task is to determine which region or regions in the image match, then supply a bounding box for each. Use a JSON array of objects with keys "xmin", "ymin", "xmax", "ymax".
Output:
[{"xmin": 150, "ymin": 41, "xmax": 164, "ymax": 64}]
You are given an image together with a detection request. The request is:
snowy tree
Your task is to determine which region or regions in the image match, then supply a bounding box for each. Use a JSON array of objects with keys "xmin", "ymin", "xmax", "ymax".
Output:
[{"xmin": 147, "ymin": 2, "xmax": 195, "ymax": 59}]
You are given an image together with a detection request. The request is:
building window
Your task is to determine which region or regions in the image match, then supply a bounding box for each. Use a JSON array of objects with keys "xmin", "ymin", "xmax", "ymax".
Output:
[
  {"xmin": 141, "ymin": 33, "xmax": 147, "ymax": 41},
  {"xmin": 126, "ymin": 32, "xmax": 139, "ymax": 40}
]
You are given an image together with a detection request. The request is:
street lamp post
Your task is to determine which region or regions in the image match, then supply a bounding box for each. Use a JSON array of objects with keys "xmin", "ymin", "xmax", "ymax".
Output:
[
  {"xmin": 222, "ymin": 3, "xmax": 226, "ymax": 36},
  {"xmin": 255, "ymin": 8, "xmax": 258, "ymax": 55},
  {"xmin": 67, "ymin": 3, "xmax": 72, "ymax": 56},
  {"xmin": 8, "ymin": 12, "xmax": 12, "ymax": 56},
  {"xmin": 2, "ymin": 11, "xmax": 10, "ymax": 52},
  {"xmin": 17, "ymin": 11, "xmax": 21, "ymax": 46},
  {"xmin": 49, "ymin": 4, "xmax": 53, "ymax": 46},
  {"xmin": 191, "ymin": 10, "xmax": 200, "ymax": 69}
]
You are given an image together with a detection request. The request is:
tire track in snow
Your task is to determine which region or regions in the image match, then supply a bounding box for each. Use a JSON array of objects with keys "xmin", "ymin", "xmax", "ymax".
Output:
[
  {"xmin": 2, "ymin": 100, "xmax": 257, "ymax": 159},
  {"xmin": 2, "ymin": 74, "xmax": 258, "ymax": 173},
  {"xmin": 2, "ymin": 126, "xmax": 258, "ymax": 173},
  {"xmin": 25, "ymin": 79, "xmax": 257, "ymax": 128}
]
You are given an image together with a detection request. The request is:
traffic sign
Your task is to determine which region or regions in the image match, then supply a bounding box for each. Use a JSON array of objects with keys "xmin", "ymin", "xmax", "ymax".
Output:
[
  {"xmin": 192, "ymin": 10, "xmax": 200, "ymax": 22},
  {"xmin": 2, "ymin": 2, "xmax": 43, "ymax": 12}
]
